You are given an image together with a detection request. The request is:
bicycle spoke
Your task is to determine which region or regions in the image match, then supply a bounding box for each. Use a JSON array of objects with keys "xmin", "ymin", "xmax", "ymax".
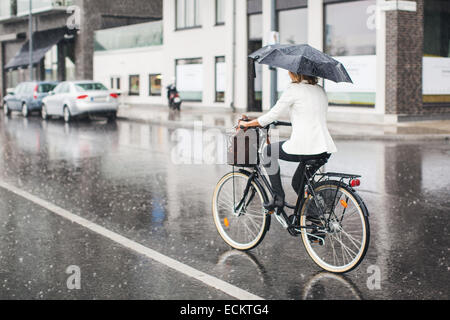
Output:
[
  {"xmin": 301, "ymin": 182, "xmax": 369, "ymax": 272},
  {"xmin": 339, "ymin": 228, "xmax": 362, "ymax": 250}
]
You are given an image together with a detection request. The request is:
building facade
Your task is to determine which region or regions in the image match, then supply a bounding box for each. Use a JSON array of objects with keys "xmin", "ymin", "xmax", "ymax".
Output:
[
  {"xmin": 0, "ymin": 0, "xmax": 162, "ymax": 99},
  {"xmin": 77, "ymin": 0, "xmax": 450, "ymax": 122}
]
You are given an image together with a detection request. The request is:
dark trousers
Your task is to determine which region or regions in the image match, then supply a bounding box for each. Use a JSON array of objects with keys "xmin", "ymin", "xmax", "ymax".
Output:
[{"xmin": 262, "ymin": 141, "xmax": 330, "ymax": 201}]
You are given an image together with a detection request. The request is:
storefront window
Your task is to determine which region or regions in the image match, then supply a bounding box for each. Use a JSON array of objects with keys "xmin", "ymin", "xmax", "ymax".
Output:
[
  {"xmin": 324, "ymin": 0, "xmax": 377, "ymax": 107},
  {"xmin": 176, "ymin": 0, "xmax": 201, "ymax": 29},
  {"xmin": 149, "ymin": 74, "xmax": 162, "ymax": 96},
  {"xmin": 176, "ymin": 58, "xmax": 203, "ymax": 101},
  {"xmin": 215, "ymin": 57, "xmax": 225, "ymax": 102},
  {"xmin": 423, "ymin": 0, "xmax": 450, "ymax": 105},
  {"xmin": 129, "ymin": 75, "xmax": 140, "ymax": 96}
]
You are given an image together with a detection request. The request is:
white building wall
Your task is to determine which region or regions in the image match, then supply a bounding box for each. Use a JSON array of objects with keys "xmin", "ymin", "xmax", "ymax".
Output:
[
  {"xmin": 93, "ymin": 0, "xmax": 389, "ymax": 122},
  {"xmin": 94, "ymin": 0, "xmax": 249, "ymax": 110},
  {"xmin": 94, "ymin": 46, "xmax": 165, "ymax": 105}
]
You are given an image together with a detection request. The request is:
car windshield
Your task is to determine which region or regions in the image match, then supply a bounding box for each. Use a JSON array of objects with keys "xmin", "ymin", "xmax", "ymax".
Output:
[
  {"xmin": 75, "ymin": 83, "xmax": 108, "ymax": 92},
  {"xmin": 38, "ymin": 83, "xmax": 57, "ymax": 93}
]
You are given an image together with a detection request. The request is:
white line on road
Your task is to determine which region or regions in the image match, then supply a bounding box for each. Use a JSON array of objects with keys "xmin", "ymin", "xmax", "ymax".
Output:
[{"xmin": 0, "ymin": 180, "xmax": 263, "ymax": 300}]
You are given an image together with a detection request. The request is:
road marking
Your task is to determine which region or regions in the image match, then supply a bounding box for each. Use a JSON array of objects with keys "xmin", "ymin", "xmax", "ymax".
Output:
[{"xmin": 0, "ymin": 181, "xmax": 263, "ymax": 300}]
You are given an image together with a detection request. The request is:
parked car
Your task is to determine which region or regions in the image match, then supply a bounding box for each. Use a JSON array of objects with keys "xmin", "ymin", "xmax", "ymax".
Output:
[
  {"xmin": 41, "ymin": 81, "xmax": 119, "ymax": 122},
  {"xmin": 3, "ymin": 81, "xmax": 58, "ymax": 117}
]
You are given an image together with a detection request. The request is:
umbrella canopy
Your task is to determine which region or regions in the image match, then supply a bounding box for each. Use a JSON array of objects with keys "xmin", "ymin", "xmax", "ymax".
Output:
[{"xmin": 249, "ymin": 44, "xmax": 353, "ymax": 83}]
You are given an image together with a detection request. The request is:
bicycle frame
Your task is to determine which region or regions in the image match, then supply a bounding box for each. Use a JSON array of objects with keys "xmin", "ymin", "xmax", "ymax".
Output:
[
  {"xmin": 235, "ymin": 164, "xmax": 327, "ymax": 231},
  {"xmin": 231, "ymin": 124, "xmax": 365, "ymax": 233}
]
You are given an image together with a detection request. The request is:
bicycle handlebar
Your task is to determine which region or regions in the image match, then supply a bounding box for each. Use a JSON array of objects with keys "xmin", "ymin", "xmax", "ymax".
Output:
[
  {"xmin": 238, "ymin": 121, "xmax": 292, "ymax": 130},
  {"xmin": 272, "ymin": 121, "xmax": 292, "ymax": 127}
]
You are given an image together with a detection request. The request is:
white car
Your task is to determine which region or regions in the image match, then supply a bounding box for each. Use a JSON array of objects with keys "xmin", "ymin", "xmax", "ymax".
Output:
[{"xmin": 41, "ymin": 81, "xmax": 119, "ymax": 122}]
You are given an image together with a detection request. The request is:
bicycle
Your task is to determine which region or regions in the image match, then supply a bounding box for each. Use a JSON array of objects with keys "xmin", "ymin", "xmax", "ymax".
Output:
[{"xmin": 212, "ymin": 121, "xmax": 370, "ymax": 273}]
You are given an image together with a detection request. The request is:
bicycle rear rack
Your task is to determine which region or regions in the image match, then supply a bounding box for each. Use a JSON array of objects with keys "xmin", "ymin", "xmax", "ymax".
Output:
[{"xmin": 315, "ymin": 172, "xmax": 361, "ymax": 179}]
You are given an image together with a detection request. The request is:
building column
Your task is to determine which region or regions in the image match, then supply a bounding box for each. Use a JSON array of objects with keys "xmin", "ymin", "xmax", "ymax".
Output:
[
  {"xmin": 307, "ymin": 0, "xmax": 323, "ymax": 51},
  {"xmin": 57, "ymin": 42, "xmax": 66, "ymax": 81},
  {"xmin": 0, "ymin": 42, "xmax": 5, "ymax": 101},
  {"xmin": 261, "ymin": 0, "xmax": 275, "ymax": 111},
  {"xmin": 73, "ymin": 0, "xmax": 95, "ymax": 80},
  {"xmin": 385, "ymin": 0, "xmax": 424, "ymax": 116},
  {"xmin": 375, "ymin": 0, "xmax": 387, "ymax": 117}
]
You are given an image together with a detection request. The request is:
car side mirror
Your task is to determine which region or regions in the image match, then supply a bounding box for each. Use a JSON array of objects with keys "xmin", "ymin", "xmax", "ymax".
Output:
[{"xmin": 49, "ymin": 91, "xmax": 55, "ymax": 95}]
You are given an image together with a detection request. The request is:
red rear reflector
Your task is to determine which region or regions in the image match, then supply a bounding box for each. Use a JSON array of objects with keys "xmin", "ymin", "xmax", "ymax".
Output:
[
  {"xmin": 77, "ymin": 95, "xmax": 88, "ymax": 99},
  {"xmin": 110, "ymin": 93, "xmax": 118, "ymax": 99},
  {"xmin": 350, "ymin": 179, "xmax": 360, "ymax": 187}
]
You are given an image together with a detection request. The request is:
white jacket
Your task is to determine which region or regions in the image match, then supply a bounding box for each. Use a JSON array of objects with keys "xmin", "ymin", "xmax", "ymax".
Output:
[{"xmin": 257, "ymin": 81, "xmax": 337, "ymax": 155}]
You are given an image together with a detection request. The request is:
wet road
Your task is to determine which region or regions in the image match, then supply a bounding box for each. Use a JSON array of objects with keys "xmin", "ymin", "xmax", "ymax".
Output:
[{"xmin": 0, "ymin": 114, "xmax": 448, "ymax": 300}]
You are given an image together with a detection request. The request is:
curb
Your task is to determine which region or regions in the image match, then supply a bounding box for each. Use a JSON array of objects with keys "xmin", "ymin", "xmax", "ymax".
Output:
[{"xmin": 117, "ymin": 115, "xmax": 450, "ymax": 142}]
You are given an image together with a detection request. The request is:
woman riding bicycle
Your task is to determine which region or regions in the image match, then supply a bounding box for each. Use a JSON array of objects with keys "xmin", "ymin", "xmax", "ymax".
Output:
[{"xmin": 239, "ymin": 71, "xmax": 337, "ymax": 210}]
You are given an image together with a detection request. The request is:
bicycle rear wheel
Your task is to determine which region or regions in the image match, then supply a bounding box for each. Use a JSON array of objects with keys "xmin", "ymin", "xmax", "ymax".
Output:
[
  {"xmin": 212, "ymin": 171, "xmax": 269, "ymax": 251},
  {"xmin": 300, "ymin": 181, "xmax": 370, "ymax": 273}
]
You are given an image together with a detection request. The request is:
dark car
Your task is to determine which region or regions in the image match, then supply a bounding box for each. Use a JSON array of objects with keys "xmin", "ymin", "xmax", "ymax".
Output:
[{"xmin": 3, "ymin": 81, "xmax": 58, "ymax": 117}]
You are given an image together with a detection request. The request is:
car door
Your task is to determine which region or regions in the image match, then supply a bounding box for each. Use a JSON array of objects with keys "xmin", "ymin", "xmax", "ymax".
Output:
[
  {"xmin": 9, "ymin": 84, "xmax": 23, "ymax": 110},
  {"xmin": 22, "ymin": 83, "xmax": 33, "ymax": 108},
  {"xmin": 56, "ymin": 82, "xmax": 71, "ymax": 116},
  {"xmin": 46, "ymin": 82, "xmax": 64, "ymax": 115}
]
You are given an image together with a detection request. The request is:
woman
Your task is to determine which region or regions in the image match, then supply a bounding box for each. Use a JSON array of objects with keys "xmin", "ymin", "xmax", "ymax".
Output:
[{"xmin": 239, "ymin": 71, "xmax": 337, "ymax": 210}]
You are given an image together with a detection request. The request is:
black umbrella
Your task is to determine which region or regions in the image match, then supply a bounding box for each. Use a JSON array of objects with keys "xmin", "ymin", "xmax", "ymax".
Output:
[{"xmin": 249, "ymin": 44, "xmax": 353, "ymax": 83}]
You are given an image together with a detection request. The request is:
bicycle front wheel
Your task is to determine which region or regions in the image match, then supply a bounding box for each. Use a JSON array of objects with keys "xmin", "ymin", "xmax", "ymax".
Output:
[
  {"xmin": 300, "ymin": 181, "xmax": 370, "ymax": 273},
  {"xmin": 212, "ymin": 171, "xmax": 269, "ymax": 251}
]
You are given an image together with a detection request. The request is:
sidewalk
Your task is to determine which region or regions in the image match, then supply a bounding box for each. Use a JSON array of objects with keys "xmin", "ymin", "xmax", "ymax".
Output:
[{"xmin": 117, "ymin": 104, "xmax": 450, "ymax": 141}]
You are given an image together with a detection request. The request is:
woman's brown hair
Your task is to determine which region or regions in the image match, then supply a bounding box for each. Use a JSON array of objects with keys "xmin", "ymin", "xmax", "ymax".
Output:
[{"xmin": 289, "ymin": 72, "xmax": 318, "ymax": 85}]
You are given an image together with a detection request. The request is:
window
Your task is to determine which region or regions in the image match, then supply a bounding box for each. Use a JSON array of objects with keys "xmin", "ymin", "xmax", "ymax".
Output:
[
  {"xmin": 57, "ymin": 82, "xmax": 71, "ymax": 94},
  {"xmin": 129, "ymin": 75, "xmax": 140, "ymax": 96},
  {"xmin": 176, "ymin": 0, "xmax": 201, "ymax": 29},
  {"xmin": 216, "ymin": 0, "xmax": 225, "ymax": 25},
  {"xmin": 110, "ymin": 77, "xmax": 121, "ymax": 90},
  {"xmin": 94, "ymin": 21, "xmax": 163, "ymax": 52},
  {"xmin": 215, "ymin": 57, "xmax": 225, "ymax": 102},
  {"xmin": 75, "ymin": 83, "xmax": 108, "ymax": 92},
  {"xmin": 149, "ymin": 74, "xmax": 162, "ymax": 96},
  {"xmin": 324, "ymin": 0, "xmax": 376, "ymax": 56},
  {"xmin": 14, "ymin": 84, "xmax": 24, "ymax": 95},
  {"xmin": 324, "ymin": 0, "xmax": 377, "ymax": 107},
  {"xmin": 278, "ymin": 8, "xmax": 307, "ymax": 45},
  {"xmin": 176, "ymin": 58, "xmax": 203, "ymax": 101},
  {"xmin": 277, "ymin": 7, "xmax": 308, "ymax": 94},
  {"xmin": 423, "ymin": 0, "xmax": 450, "ymax": 105},
  {"xmin": 248, "ymin": 14, "xmax": 263, "ymax": 41},
  {"xmin": 38, "ymin": 83, "xmax": 57, "ymax": 93}
]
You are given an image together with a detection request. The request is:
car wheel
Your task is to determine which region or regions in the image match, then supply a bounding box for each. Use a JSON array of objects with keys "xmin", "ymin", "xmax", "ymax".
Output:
[
  {"xmin": 22, "ymin": 103, "xmax": 29, "ymax": 118},
  {"xmin": 3, "ymin": 102, "xmax": 10, "ymax": 116},
  {"xmin": 63, "ymin": 106, "xmax": 71, "ymax": 123},
  {"xmin": 41, "ymin": 104, "xmax": 48, "ymax": 120}
]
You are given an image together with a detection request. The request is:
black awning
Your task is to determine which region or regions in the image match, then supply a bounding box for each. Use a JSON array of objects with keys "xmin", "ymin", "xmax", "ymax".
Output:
[{"xmin": 4, "ymin": 28, "xmax": 68, "ymax": 70}]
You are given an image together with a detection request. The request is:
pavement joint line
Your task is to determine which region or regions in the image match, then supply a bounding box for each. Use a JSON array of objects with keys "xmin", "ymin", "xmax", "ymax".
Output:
[{"xmin": 0, "ymin": 180, "xmax": 264, "ymax": 301}]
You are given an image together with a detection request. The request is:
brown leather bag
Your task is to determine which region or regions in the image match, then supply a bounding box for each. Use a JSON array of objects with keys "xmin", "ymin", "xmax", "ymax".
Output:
[{"xmin": 227, "ymin": 128, "xmax": 260, "ymax": 167}]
